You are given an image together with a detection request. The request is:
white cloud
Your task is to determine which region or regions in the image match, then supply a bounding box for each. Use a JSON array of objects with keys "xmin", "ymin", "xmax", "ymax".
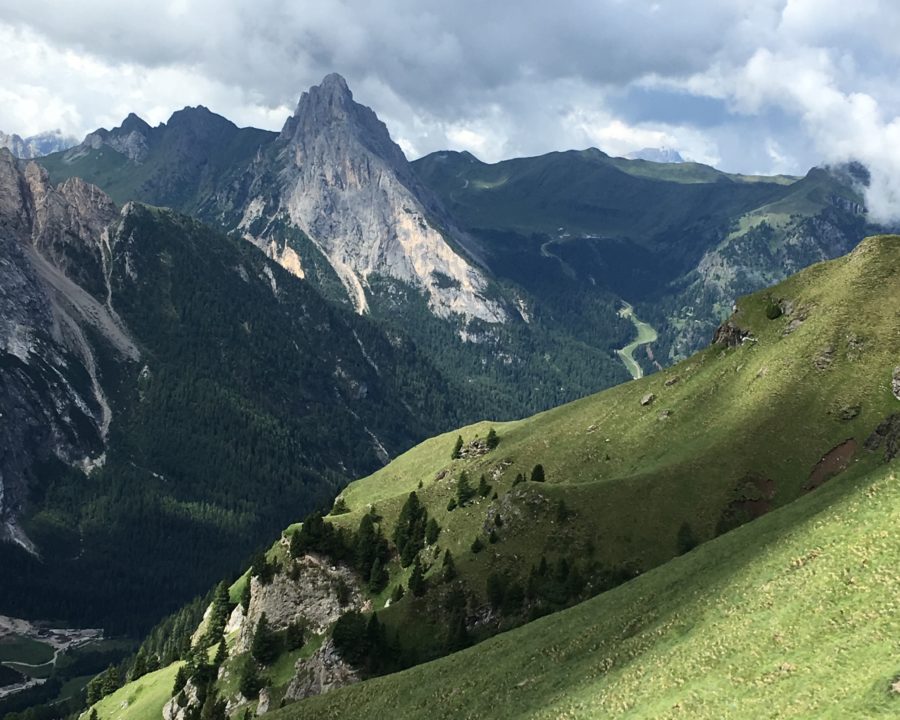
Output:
[{"xmin": 2, "ymin": 0, "xmax": 900, "ymax": 216}]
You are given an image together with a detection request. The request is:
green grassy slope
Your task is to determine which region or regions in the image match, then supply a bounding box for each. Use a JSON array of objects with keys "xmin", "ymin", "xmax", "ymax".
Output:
[
  {"xmin": 324, "ymin": 235, "xmax": 899, "ymax": 618},
  {"xmin": 282, "ymin": 457, "xmax": 900, "ymax": 720},
  {"xmin": 86, "ymin": 663, "xmax": 183, "ymax": 720},
  {"xmin": 89, "ymin": 236, "xmax": 900, "ymax": 720}
]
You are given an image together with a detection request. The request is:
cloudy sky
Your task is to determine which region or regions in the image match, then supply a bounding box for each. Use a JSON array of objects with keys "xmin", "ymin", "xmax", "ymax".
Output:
[{"xmin": 3, "ymin": 0, "xmax": 900, "ymax": 218}]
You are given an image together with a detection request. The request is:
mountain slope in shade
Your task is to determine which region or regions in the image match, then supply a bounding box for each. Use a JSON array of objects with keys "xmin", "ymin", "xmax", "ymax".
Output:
[{"xmin": 0, "ymin": 153, "xmax": 480, "ymax": 633}]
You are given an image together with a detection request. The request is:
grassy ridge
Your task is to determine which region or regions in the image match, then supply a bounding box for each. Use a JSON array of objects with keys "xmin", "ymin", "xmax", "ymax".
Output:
[
  {"xmin": 281, "ymin": 457, "xmax": 900, "ymax": 719},
  {"xmin": 323, "ymin": 235, "xmax": 900, "ymax": 629},
  {"xmin": 91, "ymin": 236, "xmax": 900, "ymax": 720}
]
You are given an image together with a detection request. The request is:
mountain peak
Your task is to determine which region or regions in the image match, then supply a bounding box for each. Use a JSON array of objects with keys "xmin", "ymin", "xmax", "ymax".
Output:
[{"xmin": 319, "ymin": 72, "xmax": 351, "ymax": 95}]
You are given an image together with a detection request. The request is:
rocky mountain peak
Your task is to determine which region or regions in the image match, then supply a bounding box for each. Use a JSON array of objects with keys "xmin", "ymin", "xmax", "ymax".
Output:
[{"xmin": 263, "ymin": 74, "xmax": 504, "ymax": 322}]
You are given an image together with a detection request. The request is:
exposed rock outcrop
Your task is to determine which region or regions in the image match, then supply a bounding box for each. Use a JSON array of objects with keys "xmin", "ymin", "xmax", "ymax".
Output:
[
  {"xmin": 864, "ymin": 414, "xmax": 900, "ymax": 461},
  {"xmin": 232, "ymin": 74, "xmax": 505, "ymax": 323},
  {"xmin": 162, "ymin": 678, "xmax": 198, "ymax": 720},
  {"xmin": 236, "ymin": 554, "xmax": 366, "ymax": 652},
  {"xmin": 0, "ymin": 151, "xmax": 137, "ymax": 551},
  {"xmin": 712, "ymin": 321, "xmax": 750, "ymax": 348},
  {"xmin": 283, "ymin": 639, "xmax": 359, "ymax": 701},
  {"xmin": 893, "ymin": 366, "xmax": 900, "ymax": 401}
]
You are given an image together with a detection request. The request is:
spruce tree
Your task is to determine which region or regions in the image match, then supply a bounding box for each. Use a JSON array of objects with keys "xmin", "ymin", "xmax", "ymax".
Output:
[
  {"xmin": 391, "ymin": 583, "xmax": 405, "ymax": 602},
  {"xmin": 470, "ymin": 536, "xmax": 484, "ymax": 554},
  {"xmin": 204, "ymin": 581, "xmax": 232, "ymax": 646},
  {"xmin": 486, "ymin": 428, "xmax": 499, "ymax": 449},
  {"xmin": 425, "ymin": 517, "xmax": 440, "ymax": 545},
  {"xmin": 441, "ymin": 549, "xmax": 457, "ymax": 582},
  {"xmin": 250, "ymin": 613, "xmax": 280, "ymax": 665},
  {"xmin": 451, "ymin": 435, "xmax": 463, "ymax": 459},
  {"xmin": 238, "ymin": 660, "xmax": 262, "ymax": 700},
  {"xmin": 240, "ymin": 579, "xmax": 252, "ymax": 613},
  {"xmin": 408, "ymin": 557, "xmax": 427, "ymax": 597},
  {"xmin": 368, "ymin": 557, "xmax": 388, "ymax": 593},
  {"xmin": 285, "ymin": 621, "xmax": 305, "ymax": 651},
  {"xmin": 530, "ymin": 464, "xmax": 546, "ymax": 482},
  {"xmin": 456, "ymin": 472, "xmax": 475, "ymax": 506},
  {"xmin": 478, "ymin": 474, "xmax": 492, "ymax": 497}
]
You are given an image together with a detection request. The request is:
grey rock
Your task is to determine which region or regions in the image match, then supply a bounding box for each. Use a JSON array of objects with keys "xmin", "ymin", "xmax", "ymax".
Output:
[
  {"xmin": 256, "ymin": 688, "xmax": 271, "ymax": 715},
  {"xmin": 893, "ymin": 366, "xmax": 900, "ymax": 401},
  {"xmin": 640, "ymin": 393, "xmax": 655, "ymax": 406},
  {"xmin": 232, "ymin": 74, "xmax": 505, "ymax": 324},
  {"xmin": 237, "ymin": 553, "xmax": 366, "ymax": 653},
  {"xmin": 0, "ymin": 151, "xmax": 138, "ymax": 552},
  {"xmin": 283, "ymin": 639, "xmax": 359, "ymax": 701}
]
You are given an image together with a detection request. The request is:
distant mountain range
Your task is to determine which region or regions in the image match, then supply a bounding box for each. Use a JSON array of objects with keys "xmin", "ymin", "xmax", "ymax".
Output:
[
  {"xmin": 0, "ymin": 129, "xmax": 78, "ymax": 159},
  {"xmin": 625, "ymin": 146, "xmax": 685, "ymax": 163}
]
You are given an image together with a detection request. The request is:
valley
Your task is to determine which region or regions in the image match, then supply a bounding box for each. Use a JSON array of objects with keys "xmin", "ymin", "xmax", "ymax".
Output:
[{"xmin": 615, "ymin": 302, "xmax": 658, "ymax": 379}]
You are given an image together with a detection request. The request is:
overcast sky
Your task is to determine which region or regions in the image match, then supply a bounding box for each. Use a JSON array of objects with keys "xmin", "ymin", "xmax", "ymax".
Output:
[{"xmin": 3, "ymin": 0, "xmax": 900, "ymax": 218}]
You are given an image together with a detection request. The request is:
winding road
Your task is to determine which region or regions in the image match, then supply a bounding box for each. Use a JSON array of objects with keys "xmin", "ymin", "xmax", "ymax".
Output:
[{"xmin": 616, "ymin": 302, "xmax": 658, "ymax": 380}]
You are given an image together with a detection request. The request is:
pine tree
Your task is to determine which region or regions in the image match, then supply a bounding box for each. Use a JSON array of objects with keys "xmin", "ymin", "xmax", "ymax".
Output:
[
  {"xmin": 394, "ymin": 492, "xmax": 427, "ymax": 567},
  {"xmin": 486, "ymin": 428, "xmax": 499, "ymax": 449},
  {"xmin": 368, "ymin": 557, "xmax": 388, "ymax": 593},
  {"xmin": 200, "ymin": 691, "xmax": 226, "ymax": 720},
  {"xmin": 408, "ymin": 557, "xmax": 427, "ymax": 597},
  {"xmin": 285, "ymin": 621, "xmax": 305, "ymax": 651},
  {"xmin": 456, "ymin": 472, "xmax": 475, "ymax": 506},
  {"xmin": 425, "ymin": 517, "xmax": 440, "ymax": 545},
  {"xmin": 470, "ymin": 536, "xmax": 484, "ymax": 554},
  {"xmin": 451, "ymin": 435, "xmax": 463, "ymax": 459},
  {"xmin": 441, "ymin": 549, "xmax": 457, "ymax": 582},
  {"xmin": 172, "ymin": 665, "xmax": 188, "ymax": 697},
  {"xmin": 530, "ymin": 464, "xmax": 545, "ymax": 482},
  {"xmin": 213, "ymin": 639, "xmax": 227, "ymax": 666},
  {"xmin": 250, "ymin": 613, "xmax": 280, "ymax": 665},
  {"xmin": 240, "ymin": 579, "xmax": 252, "ymax": 612},
  {"xmin": 238, "ymin": 660, "xmax": 262, "ymax": 700},
  {"xmin": 204, "ymin": 581, "xmax": 232, "ymax": 646}
]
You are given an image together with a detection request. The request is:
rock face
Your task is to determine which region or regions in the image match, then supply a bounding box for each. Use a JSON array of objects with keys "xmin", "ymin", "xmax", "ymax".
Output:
[
  {"xmin": 283, "ymin": 639, "xmax": 359, "ymax": 702},
  {"xmin": 236, "ymin": 553, "xmax": 367, "ymax": 652},
  {"xmin": 0, "ymin": 150, "xmax": 137, "ymax": 551},
  {"xmin": 162, "ymin": 678, "xmax": 199, "ymax": 720},
  {"xmin": 235, "ymin": 74, "xmax": 505, "ymax": 323},
  {"xmin": 80, "ymin": 113, "xmax": 154, "ymax": 163}
]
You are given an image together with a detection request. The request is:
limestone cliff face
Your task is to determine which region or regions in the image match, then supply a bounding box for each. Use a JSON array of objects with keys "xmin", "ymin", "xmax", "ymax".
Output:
[
  {"xmin": 237, "ymin": 74, "xmax": 505, "ymax": 323},
  {"xmin": 0, "ymin": 150, "xmax": 137, "ymax": 551},
  {"xmin": 234, "ymin": 553, "xmax": 368, "ymax": 653}
]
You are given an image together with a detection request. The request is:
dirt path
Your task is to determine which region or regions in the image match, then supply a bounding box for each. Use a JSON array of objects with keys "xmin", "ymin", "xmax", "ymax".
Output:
[{"xmin": 616, "ymin": 302, "xmax": 658, "ymax": 380}]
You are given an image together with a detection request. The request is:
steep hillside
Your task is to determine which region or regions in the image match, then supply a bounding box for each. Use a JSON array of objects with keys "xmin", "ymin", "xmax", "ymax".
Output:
[
  {"xmin": 283, "ymin": 457, "xmax": 900, "ymax": 720},
  {"xmin": 0, "ymin": 155, "xmax": 477, "ymax": 634},
  {"xmin": 92, "ymin": 236, "xmax": 899, "ymax": 719}
]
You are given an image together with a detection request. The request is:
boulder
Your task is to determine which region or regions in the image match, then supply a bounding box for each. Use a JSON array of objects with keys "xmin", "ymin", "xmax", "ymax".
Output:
[{"xmin": 640, "ymin": 393, "xmax": 655, "ymax": 407}]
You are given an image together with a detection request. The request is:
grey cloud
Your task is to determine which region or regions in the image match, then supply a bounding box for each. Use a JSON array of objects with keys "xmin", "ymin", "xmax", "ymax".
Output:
[{"xmin": 4, "ymin": 0, "xmax": 900, "ymax": 217}]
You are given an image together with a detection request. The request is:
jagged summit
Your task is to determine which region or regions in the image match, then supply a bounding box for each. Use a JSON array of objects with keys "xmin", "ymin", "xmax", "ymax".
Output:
[{"xmin": 252, "ymin": 73, "xmax": 505, "ymax": 321}]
